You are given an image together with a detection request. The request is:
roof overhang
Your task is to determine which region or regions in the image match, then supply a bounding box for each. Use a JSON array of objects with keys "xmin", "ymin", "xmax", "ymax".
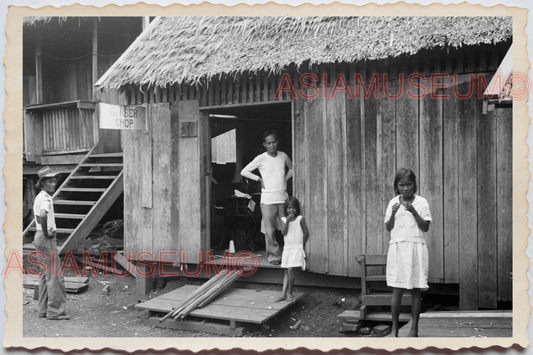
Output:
[{"xmin": 483, "ymin": 44, "xmax": 512, "ymax": 104}]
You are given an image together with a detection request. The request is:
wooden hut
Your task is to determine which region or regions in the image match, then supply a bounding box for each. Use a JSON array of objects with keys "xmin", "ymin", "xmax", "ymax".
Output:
[{"xmin": 95, "ymin": 16, "xmax": 513, "ymax": 310}]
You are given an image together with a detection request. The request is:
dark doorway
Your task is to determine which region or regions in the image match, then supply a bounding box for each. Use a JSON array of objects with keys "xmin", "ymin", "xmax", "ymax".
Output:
[{"xmin": 206, "ymin": 102, "xmax": 292, "ymax": 253}]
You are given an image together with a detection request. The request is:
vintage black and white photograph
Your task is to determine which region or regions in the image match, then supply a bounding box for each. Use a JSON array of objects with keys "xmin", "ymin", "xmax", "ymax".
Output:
[{"xmin": 3, "ymin": 1, "xmax": 530, "ymax": 352}]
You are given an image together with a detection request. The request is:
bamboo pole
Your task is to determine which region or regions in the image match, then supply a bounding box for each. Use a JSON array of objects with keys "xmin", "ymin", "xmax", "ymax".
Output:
[
  {"xmin": 162, "ymin": 274, "xmax": 226, "ymax": 322},
  {"xmin": 197, "ymin": 272, "xmax": 240, "ymax": 308},
  {"xmin": 159, "ymin": 270, "xmax": 227, "ymax": 322},
  {"xmin": 175, "ymin": 271, "xmax": 240, "ymax": 319},
  {"xmin": 174, "ymin": 271, "xmax": 234, "ymax": 319}
]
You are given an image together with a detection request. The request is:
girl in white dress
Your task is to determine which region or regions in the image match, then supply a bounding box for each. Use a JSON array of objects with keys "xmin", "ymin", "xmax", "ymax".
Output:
[
  {"xmin": 276, "ymin": 196, "xmax": 309, "ymax": 302},
  {"xmin": 384, "ymin": 168, "xmax": 432, "ymax": 337}
]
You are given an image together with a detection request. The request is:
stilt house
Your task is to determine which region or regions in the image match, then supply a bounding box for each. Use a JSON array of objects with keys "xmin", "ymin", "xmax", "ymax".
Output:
[
  {"xmin": 22, "ymin": 17, "xmax": 145, "ymax": 250},
  {"xmin": 95, "ymin": 16, "xmax": 513, "ymax": 310}
]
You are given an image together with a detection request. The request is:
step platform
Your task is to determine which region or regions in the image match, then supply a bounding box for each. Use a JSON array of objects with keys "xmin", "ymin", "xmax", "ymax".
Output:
[
  {"xmin": 135, "ymin": 285, "xmax": 305, "ymax": 336},
  {"xmin": 338, "ymin": 310, "xmax": 411, "ymax": 332},
  {"xmin": 388, "ymin": 310, "xmax": 512, "ymax": 337}
]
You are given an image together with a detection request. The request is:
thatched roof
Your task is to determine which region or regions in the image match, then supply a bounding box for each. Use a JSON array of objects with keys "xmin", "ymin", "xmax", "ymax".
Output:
[
  {"xmin": 96, "ymin": 16, "xmax": 512, "ymax": 89},
  {"xmin": 23, "ymin": 17, "xmax": 85, "ymax": 26}
]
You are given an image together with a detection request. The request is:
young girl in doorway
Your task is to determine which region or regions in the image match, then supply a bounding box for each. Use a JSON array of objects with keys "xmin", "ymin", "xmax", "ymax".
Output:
[
  {"xmin": 276, "ymin": 196, "xmax": 309, "ymax": 302},
  {"xmin": 384, "ymin": 168, "xmax": 432, "ymax": 337}
]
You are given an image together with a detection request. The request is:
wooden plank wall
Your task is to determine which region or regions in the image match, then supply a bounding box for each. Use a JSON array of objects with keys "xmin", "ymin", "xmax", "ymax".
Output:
[
  {"xmin": 291, "ymin": 45, "xmax": 512, "ymax": 309},
  {"xmin": 121, "ymin": 43, "xmax": 512, "ymax": 308},
  {"xmin": 39, "ymin": 107, "xmax": 94, "ymax": 154}
]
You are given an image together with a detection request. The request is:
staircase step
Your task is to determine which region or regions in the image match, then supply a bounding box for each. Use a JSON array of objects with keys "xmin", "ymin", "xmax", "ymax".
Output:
[
  {"xmin": 89, "ymin": 153, "xmax": 123, "ymax": 158},
  {"xmin": 69, "ymin": 175, "xmax": 117, "ymax": 180},
  {"xmin": 338, "ymin": 310, "xmax": 411, "ymax": 322},
  {"xmin": 61, "ymin": 188, "xmax": 107, "ymax": 192},
  {"xmin": 362, "ymin": 293, "xmax": 412, "ymax": 306},
  {"xmin": 79, "ymin": 163, "xmax": 123, "ymax": 167},
  {"xmin": 54, "ymin": 200, "xmax": 96, "ymax": 206},
  {"xmin": 365, "ymin": 275, "xmax": 386, "ymax": 282},
  {"xmin": 55, "ymin": 213, "xmax": 87, "ymax": 219},
  {"xmin": 28, "ymin": 227, "xmax": 75, "ymax": 233}
]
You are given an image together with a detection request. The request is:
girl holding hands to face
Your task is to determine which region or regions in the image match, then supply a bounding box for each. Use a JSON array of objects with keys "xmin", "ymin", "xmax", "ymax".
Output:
[
  {"xmin": 276, "ymin": 196, "xmax": 309, "ymax": 302},
  {"xmin": 385, "ymin": 168, "xmax": 432, "ymax": 337}
]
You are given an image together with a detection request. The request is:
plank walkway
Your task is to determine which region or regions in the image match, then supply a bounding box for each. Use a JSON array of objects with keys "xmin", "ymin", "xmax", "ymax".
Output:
[
  {"xmin": 388, "ymin": 310, "xmax": 512, "ymax": 337},
  {"xmin": 135, "ymin": 285, "xmax": 305, "ymax": 335}
]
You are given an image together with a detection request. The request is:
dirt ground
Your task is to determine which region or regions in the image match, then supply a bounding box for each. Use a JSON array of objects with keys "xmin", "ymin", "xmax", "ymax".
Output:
[{"xmin": 22, "ymin": 268, "xmax": 458, "ymax": 338}]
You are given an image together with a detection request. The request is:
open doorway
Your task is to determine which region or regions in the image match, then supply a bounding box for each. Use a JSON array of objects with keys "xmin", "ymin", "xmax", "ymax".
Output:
[{"xmin": 206, "ymin": 102, "xmax": 292, "ymax": 256}]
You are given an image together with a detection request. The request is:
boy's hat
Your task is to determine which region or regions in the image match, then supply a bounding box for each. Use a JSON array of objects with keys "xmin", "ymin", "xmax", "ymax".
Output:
[{"xmin": 37, "ymin": 166, "xmax": 61, "ymax": 185}]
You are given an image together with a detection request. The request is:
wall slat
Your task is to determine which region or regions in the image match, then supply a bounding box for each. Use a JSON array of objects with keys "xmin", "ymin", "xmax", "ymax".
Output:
[
  {"xmin": 496, "ymin": 107, "xmax": 513, "ymax": 302},
  {"xmin": 178, "ymin": 100, "xmax": 204, "ymax": 259},
  {"xmin": 458, "ymin": 74, "xmax": 479, "ymax": 310},
  {"xmin": 306, "ymin": 89, "xmax": 328, "ymax": 274},
  {"xmin": 363, "ymin": 73, "xmax": 382, "ymax": 258},
  {"xmin": 420, "ymin": 76, "xmax": 444, "ymax": 283},
  {"xmin": 396, "ymin": 74, "xmax": 419, "ymax": 175},
  {"xmin": 380, "ymin": 78, "xmax": 397, "ymax": 253},
  {"xmin": 326, "ymin": 92, "xmax": 346, "ymax": 276},
  {"xmin": 443, "ymin": 75, "xmax": 460, "ymax": 283},
  {"xmin": 151, "ymin": 103, "xmax": 175, "ymax": 263},
  {"xmin": 477, "ymin": 107, "xmax": 498, "ymax": 308},
  {"xmin": 346, "ymin": 86, "xmax": 363, "ymax": 277}
]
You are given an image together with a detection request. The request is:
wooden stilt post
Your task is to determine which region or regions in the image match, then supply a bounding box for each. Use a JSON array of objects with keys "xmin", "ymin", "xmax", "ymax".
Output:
[{"xmin": 136, "ymin": 264, "xmax": 155, "ymax": 299}]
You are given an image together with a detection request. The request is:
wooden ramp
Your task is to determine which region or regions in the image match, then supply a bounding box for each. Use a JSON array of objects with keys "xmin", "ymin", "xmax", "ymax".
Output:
[
  {"xmin": 135, "ymin": 285, "xmax": 305, "ymax": 336},
  {"xmin": 388, "ymin": 311, "xmax": 512, "ymax": 337}
]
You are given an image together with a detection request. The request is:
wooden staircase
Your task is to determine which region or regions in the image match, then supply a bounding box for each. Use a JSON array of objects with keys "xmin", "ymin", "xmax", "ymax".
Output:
[
  {"xmin": 23, "ymin": 149, "xmax": 124, "ymax": 255},
  {"xmin": 338, "ymin": 254, "xmax": 412, "ymax": 332}
]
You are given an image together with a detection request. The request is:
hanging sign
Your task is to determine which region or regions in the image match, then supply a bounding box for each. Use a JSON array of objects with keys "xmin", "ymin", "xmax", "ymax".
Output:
[{"xmin": 99, "ymin": 103, "xmax": 146, "ymax": 130}]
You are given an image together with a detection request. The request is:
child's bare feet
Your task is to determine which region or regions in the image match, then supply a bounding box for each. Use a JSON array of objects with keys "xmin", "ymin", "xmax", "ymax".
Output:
[
  {"xmin": 407, "ymin": 329, "xmax": 418, "ymax": 337},
  {"xmin": 275, "ymin": 295, "xmax": 287, "ymax": 302},
  {"xmin": 391, "ymin": 327, "xmax": 399, "ymax": 337},
  {"xmin": 286, "ymin": 294, "xmax": 294, "ymax": 302}
]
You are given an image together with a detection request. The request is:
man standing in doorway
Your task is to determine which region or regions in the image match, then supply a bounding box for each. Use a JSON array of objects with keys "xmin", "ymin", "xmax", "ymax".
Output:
[{"xmin": 241, "ymin": 130, "xmax": 293, "ymax": 265}]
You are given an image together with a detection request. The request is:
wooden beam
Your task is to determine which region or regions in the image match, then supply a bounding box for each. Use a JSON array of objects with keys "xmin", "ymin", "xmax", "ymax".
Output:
[
  {"xmin": 145, "ymin": 317, "xmax": 244, "ymax": 336},
  {"xmin": 35, "ymin": 31, "xmax": 43, "ymax": 104},
  {"xmin": 92, "ymin": 18, "xmax": 98, "ymax": 100},
  {"xmin": 114, "ymin": 251, "xmax": 140, "ymax": 279}
]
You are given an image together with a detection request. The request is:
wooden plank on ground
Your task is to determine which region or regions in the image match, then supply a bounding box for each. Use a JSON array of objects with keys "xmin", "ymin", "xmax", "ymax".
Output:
[
  {"xmin": 23, "ymin": 275, "xmax": 89, "ymax": 286},
  {"xmin": 145, "ymin": 317, "xmax": 244, "ymax": 336},
  {"xmin": 24, "ymin": 279, "xmax": 88, "ymax": 294},
  {"xmin": 396, "ymin": 314, "xmax": 512, "ymax": 337},
  {"xmin": 135, "ymin": 286, "xmax": 304, "ymax": 324}
]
